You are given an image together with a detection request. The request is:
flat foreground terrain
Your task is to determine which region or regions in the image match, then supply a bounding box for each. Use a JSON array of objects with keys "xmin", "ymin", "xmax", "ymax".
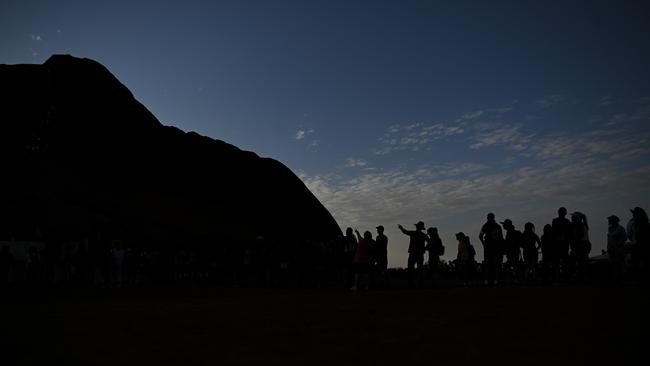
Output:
[{"xmin": 2, "ymin": 285, "xmax": 647, "ymax": 365}]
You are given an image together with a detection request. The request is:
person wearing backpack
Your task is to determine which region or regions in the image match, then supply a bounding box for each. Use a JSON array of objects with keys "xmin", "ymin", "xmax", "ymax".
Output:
[
  {"xmin": 425, "ymin": 227, "xmax": 444, "ymax": 287},
  {"xmin": 479, "ymin": 213, "xmax": 504, "ymax": 285}
]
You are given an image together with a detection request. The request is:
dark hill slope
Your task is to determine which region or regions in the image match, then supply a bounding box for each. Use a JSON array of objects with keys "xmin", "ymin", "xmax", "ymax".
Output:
[{"xmin": 0, "ymin": 55, "xmax": 341, "ymax": 246}]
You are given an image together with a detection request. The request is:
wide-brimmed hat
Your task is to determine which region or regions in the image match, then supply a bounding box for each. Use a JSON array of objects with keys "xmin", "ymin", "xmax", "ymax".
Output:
[
  {"xmin": 607, "ymin": 215, "xmax": 620, "ymax": 222},
  {"xmin": 500, "ymin": 219, "xmax": 513, "ymax": 227}
]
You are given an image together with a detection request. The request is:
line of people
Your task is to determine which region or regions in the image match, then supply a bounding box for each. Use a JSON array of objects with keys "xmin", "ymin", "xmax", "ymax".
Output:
[{"xmin": 343, "ymin": 205, "xmax": 648, "ymax": 290}]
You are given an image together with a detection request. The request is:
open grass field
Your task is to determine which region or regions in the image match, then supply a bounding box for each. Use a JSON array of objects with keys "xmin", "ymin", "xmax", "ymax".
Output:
[{"xmin": 2, "ymin": 284, "xmax": 647, "ymax": 366}]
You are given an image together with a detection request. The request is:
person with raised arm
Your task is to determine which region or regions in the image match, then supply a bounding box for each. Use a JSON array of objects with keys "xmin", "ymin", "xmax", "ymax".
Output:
[{"xmin": 398, "ymin": 221, "xmax": 427, "ymax": 288}]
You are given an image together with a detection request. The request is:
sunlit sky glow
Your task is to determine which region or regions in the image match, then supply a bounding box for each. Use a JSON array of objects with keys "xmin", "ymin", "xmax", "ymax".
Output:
[{"xmin": 2, "ymin": 0, "xmax": 649, "ymax": 265}]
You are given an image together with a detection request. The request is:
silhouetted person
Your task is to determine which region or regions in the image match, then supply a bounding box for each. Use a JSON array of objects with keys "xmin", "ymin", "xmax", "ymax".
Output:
[
  {"xmin": 425, "ymin": 227, "xmax": 443, "ymax": 287},
  {"xmin": 570, "ymin": 212, "xmax": 591, "ymax": 282},
  {"xmin": 455, "ymin": 232, "xmax": 474, "ymax": 287},
  {"xmin": 552, "ymin": 207, "xmax": 572, "ymax": 280},
  {"xmin": 501, "ymin": 219, "xmax": 522, "ymax": 283},
  {"xmin": 399, "ymin": 221, "xmax": 427, "ymax": 288},
  {"xmin": 110, "ymin": 241, "xmax": 126, "ymax": 288},
  {"xmin": 374, "ymin": 225, "xmax": 389, "ymax": 289},
  {"xmin": 607, "ymin": 215, "xmax": 627, "ymax": 283},
  {"xmin": 0, "ymin": 245, "xmax": 13, "ymax": 286},
  {"xmin": 522, "ymin": 222, "xmax": 540, "ymax": 283},
  {"xmin": 479, "ymin": 213, "xmax": 504, "ymax": 285},
  {"xmin": 344, "ymin": 227, "xmax": 358, "ymax": 288},
  {"xmin": 351, "ymin": 230, "xmax": 373, "ymax": 291},
  {"xmin": 26, "ymin": 246, "xmax": 41, "ymax": 286},
  {"xmin": 540, "ymin": 224, "xmax": 556, "ymax": 284},
  {"xmin": 627, "ymin": 207, "xmax": 649, "ymax": 279}
]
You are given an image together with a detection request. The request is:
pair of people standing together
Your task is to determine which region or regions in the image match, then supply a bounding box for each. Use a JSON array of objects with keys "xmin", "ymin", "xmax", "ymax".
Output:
[{"xmin": 398, "ymin": 221, "xmax": 444, "ymax": 288}]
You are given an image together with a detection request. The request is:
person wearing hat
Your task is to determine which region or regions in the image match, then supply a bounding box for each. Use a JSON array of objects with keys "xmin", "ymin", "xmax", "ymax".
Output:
[
  {"xmin": 398, "ymin": 221, "xmax": 427, "ymax": 288},
  {"xmin": 501, "ymin": 219, "xmax": 523, "ymax": 283},
  {"xmin": 479, "ymin": 212, "xmax": 504, "ymax": 285},
  {"xmin": 607, "ymin": 215, "xmax": 627, "ymax": 282}
]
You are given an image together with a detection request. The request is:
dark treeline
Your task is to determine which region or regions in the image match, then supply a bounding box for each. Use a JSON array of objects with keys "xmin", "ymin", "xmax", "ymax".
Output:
[{"xmin": 1, "ymin": 206, "xmax": 648, "ymax": 290}]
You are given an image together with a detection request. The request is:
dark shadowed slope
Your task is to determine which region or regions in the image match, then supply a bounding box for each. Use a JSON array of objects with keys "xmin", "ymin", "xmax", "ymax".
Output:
[{"xmin": 0, "ymin": 55, "xmax": 341, "ymax": 246}]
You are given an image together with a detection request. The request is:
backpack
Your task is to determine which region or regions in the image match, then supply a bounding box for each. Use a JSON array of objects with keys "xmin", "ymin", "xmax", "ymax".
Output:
[{"xmin": 468, "ymin": 244, "xmax": 476, "ymax": 260}]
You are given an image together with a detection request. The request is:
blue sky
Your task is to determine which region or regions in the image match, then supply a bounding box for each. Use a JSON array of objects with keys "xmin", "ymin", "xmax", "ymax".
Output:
[{"xmin": 2, "ymin": 0, "xmax": 650, "ymax": 265}]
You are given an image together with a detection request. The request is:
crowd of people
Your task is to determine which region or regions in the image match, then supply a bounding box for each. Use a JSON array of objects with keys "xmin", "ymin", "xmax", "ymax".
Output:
[
  {"xmin": 0, "ymin": 206, "xmax": 648, "ymax": 290},
  {"xmin": 341, "ymin": 206, "xmax": 649, "ymax": 289}
]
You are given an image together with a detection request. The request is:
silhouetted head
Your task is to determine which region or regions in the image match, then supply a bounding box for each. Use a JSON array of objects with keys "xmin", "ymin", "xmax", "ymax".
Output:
[
  {"xmin": 571, "ymin": 213, "xmax": 580, "ymax": 223},
  {"xmin": 487, "ymin": 212, "xmax": 495, "ymax": 222},
  {"xmin": 608, "ymin": 215, "xmax": 620, "ymax": 225},
  {"xmin": 455, "ymin": 232, "xmax": 467, "ymax": 242},
  {"xmin": 415, "ymin": 221, "xmax": 425, "ymax": 230},
  {"xmin": 346, "ymin": 227, "xmax": 354, "ymax": 236},
  {"xmin": 363, "ymin": 231, "xmax": 372, "ymax": 241},
  {"xmin": 427, "ymin": 227, "xmax": 438, "ymax": 236},
  {"xmin": 558, "ymin": 207, "xmax": 567, "ymax": 217},
  {"xmin": 524, "ymin": 222, "xmax": 534, "ymax": 232},
  {"xmin": 376, "ymin": 225, "xmax": 384, "ymax": 234},
  {"xmin": 500, "ymin": 219, "xmax": 514, "ymax": 230},
  {"xmin": 631, "ymin": 207, "xmax": 648, "ymax": 222},
  {"xmin": 543, "ymin": 224, "xmax": 552, "ymax": 236}
]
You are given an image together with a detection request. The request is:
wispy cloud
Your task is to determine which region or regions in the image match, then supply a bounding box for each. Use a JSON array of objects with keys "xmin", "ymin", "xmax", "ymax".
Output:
[
  {"xmin": 295, "ymin": 129, "xmax": 314, "ymax": 140},
  {"xmin": 375, "ymin": 122, "xmax": 465, "ymax": 155},
  {"xmin": 599, "ymin": 96, "xmax": 613, "ymax": 106},
  {"xmin": 345, "ymin": 158, "xmax": 367, "ymax": 168},
  {"xmin": 469, "ymin": 124, "xmax": 533, "ymax": 151},
  {"xmin": 534, "ymin": 94, "xmax": 566, "ymax": 108}
]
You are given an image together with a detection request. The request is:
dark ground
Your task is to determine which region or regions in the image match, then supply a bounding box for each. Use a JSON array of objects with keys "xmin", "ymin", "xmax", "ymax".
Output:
[{"xmin": 1, "ymin": 284, "xmax": 647, "ymax": 366}]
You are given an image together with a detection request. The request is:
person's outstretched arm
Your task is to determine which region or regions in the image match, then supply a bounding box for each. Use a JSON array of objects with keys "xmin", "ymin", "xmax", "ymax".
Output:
[{"xmin": 354, "ymin": 230, "xmax": 362, "ymax": 242}]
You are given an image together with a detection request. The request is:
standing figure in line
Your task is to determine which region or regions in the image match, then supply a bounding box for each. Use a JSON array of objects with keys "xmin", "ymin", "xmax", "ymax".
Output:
[
  {"xmin": 344, "ymin": 227, "xmax": 358, "ymax": 288},
  {"xmin": 374, "ymin": 225, "xmax": 389, "ymax": 289},
  {"xmin": 479, "ymin": 213, "xmax": 504, "ymax": 285},
  {"xmin": 522, "ymin": 222, "xmax": 541, "ymax": 283},
  {"xmin": 351, "ymin": 229, "xmax": 373, "ymax": 291},
  {"xmin": 425, "ymin": 227, "xmax": 444, "ymax": 287},
  {"xmin": 552, "ymin": 207, "xmax": 573, "ymax": 280},
  {"xmin": 607, "ymin": 215, "xmax": 627, "ymax": 283},
  {"xmin": 398, "ymin": 221, "xmax": 427, "ymax": 288},
  {"xmin": 570, "ymin": 212, "xmax": 591, "ymax": 282},
  {"xmin": 540, "ymin": 224, "xmax": 555, "ymax": 284},
  {"xmin": 455, "ymin": 232, "xmax": 475, "ymax": 287},
  {"xmin": 627, "ymin": 207, "xmax": 649, "ymax": 278},
  {"xmin": 501, "ymin": 219, "xmax": 523, "ymax": 283}
]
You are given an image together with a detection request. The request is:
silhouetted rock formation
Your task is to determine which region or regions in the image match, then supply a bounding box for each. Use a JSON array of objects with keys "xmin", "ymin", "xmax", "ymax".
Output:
[{"xmin": 0, "ymin": 55, "xmax": 341, "ymax": 247}]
